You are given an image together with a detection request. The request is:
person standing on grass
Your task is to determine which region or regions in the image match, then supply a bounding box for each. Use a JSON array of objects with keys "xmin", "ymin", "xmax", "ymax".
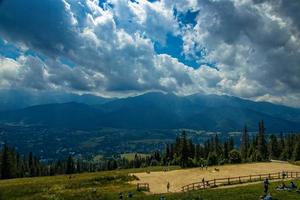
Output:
[
  {"xmin": 282, "ymin": 171, "xmax": 286, "ymax": 180},
  {"xmin": 119, "ymin": 192, "xmax": 123, "ymax": 200},
  {"xmin": 263, "ymin": 178, "xmax": 270, "ymax": 194},
  {"xmin": 167, "ymin": 182, "xmax": 170, "ymax": 192}
]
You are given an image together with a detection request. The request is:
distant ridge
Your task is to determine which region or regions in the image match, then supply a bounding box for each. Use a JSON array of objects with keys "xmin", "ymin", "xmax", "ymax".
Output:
[
  {"xmin": 0, "ymin": 92, "xmax": 300, "ymax": 132},
  {"xmin": 0, "ymin": 89, "xmax": 112, "ymax": 111}
]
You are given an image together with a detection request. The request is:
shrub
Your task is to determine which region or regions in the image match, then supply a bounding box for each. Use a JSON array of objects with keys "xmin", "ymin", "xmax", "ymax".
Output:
[{"xmin": 229, "ymin": 149, "xmax": 242, "ymax": 164}]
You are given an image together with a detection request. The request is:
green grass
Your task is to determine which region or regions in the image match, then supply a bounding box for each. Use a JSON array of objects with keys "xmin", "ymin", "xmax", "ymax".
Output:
[
  {"xmin": 0, "ymin": 166, "xmax": 300, "ymax": 200},
  {"xmin": 0, "ymin": 167, "xmax": 179, "ymax": 200},
  {"xmin": 146, "ymin": 181, "xmax": 300, "ymax": 200},
  {"xmin": 292, "ymin": 161, "xmax": 300, "ymax": 166}
]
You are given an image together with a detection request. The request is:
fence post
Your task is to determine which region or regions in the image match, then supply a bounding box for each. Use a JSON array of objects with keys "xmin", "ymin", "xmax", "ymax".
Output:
[{"xmin": 181, "ymin": 170, "xmax": 300, "ymax": 193}]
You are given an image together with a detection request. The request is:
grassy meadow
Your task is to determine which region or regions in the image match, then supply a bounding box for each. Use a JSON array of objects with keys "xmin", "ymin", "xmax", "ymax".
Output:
[{"xmin": 0, "ymin": 165, "xmax": 300, "ymax": 200}]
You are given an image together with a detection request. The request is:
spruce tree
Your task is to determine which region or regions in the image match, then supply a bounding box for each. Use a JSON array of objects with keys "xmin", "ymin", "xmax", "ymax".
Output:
[
  {"xmin": 257, "ymin": 121, "xmax": 268, "ymax": 160},
  {"xmin": 228, "ymin": 137, "xmax": 235, "ymax": 151},
  {"xmin": 268, "ymin": 134, "xmax": 279, "ymax": 160},
  {"xmin": 28, "ymin": 152, "xmax": 35, "ymax": 177},
  {"xmin": 240, "ymin": 125, "xmax": 250, "ymax": 161},
  {"xmin": 292, "ymin": 142, "xmax": 300, "ymax": 161},
  {"xmin": 1, "ymin": 144, "xmax": 13, "ymax": 179},
  {"xmin": 281, "ymin": 135, "xmax": 294, "ymax": 160},
  {"xmin": 223, "ymin": 140, "xmax": 229, "ymax": 160},
  {"xmin": 180, "ymin": 131, "xmax": 189, "ymax": 167},
  {"xmin": 214, "ymin": 135, "xmax": 222, "ymax": 157},
  {"xmin": 169, "ymin": 144, "xmax": 174, "ymax": 161},
  {"xmin": 207, "ymin": 152, "xmax": 218, "ymax": 166},
  {"xmin": 66, "ymin": 155, "xmax": 75, "ymax": 174},
  {"xmin": 278, "ymin": 132, "xmax": 285, "ymax": 157},
  {"xmin": 188, "ymin": 139, "xmax": 195, "ymax": 159},
  {"xmin": 195, "ymin": 144, "xmax": 201, "ymax": 161},
  {"xmin": 165, "ymin": 144, "xmax": 170, "ymax": 162}
]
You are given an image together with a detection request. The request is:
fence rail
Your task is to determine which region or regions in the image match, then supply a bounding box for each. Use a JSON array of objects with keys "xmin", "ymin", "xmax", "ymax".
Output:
[
  {"xmin": 182, "ymin": 171, "xmax": 300, "ymax": 192},
  {"xmin": 137, "ymin": 183, "xmax": 150, "ymax": 191}
]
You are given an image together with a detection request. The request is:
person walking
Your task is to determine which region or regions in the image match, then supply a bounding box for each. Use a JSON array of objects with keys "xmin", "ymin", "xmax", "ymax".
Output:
[
  {"xmin": 167, "ymin": 182, "xmax": 170, "ymax": 192},
  {"xmin": 263, "ymin": 178, "xmax": 270, "ymax": 194}
]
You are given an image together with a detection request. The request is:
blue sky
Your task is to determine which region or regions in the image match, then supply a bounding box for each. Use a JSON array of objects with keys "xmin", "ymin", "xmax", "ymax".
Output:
[{"xmin": 0, "ymin": 0, "xmax": 300, "ymax": 107}]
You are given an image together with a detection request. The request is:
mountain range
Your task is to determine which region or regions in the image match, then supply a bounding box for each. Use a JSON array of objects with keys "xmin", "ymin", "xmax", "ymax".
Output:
[{"xmin": 0, "ymin": 91, "xmax": 300, "ymax": 132}]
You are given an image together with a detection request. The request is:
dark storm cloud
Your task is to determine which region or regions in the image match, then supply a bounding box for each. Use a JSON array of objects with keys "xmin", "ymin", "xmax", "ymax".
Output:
[
  {"xmin": 0, "ymin": 0, "xmax": 199, "ymax": 95},
  {"xmin": 0, "ymin": 0, "xmax": 299, "ymax": 106},
  {"xmin": 0, "ymin": 0, "xmax": 79, "ymax": 57}
]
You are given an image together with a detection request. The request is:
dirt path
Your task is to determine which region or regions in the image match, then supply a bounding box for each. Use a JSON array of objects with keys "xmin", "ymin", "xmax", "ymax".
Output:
[{"xmin": 131, "ymin": 162, "xmax": 300, "ymax": 194}]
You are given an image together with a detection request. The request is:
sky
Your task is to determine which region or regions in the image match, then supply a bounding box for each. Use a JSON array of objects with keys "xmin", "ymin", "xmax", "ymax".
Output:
[{"xmin": 0, "ymin": 0, "xmax": 299, "ymax": 107}]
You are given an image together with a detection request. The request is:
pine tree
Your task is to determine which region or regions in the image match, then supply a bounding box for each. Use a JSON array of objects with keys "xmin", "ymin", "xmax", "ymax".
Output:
[
  {"xmin": 169, "ymin": 144, "xmax": 174, "ymax": 161},
  {"xmin": 165, "ymin": 144, "xmax": 170, "ymax": 162},
  {"xmin": 66, "ymin": 155, "xmax": 75, "ymax": 174},
  {"xmin": 180, "ymin": 131, "xmax": 189, "ymax": 167},
  {"xmin": 292, "ymin": 142, "xmax": 300, "ymax": 161},
  {"xmin": 214, "ymin": 135, "xmax": 223, "ymax": 157},
  {"xmin": 228, "ymin": 137, "xmax": 235, "ymax": 151},
  {"xmin": 204, "ymin": 140, "xmax": 210, "ymax": 159},
  {"xmin": 28, "ymin": 152, "xmax": 35, "ymax": 177},
  {"xmin": 240, "ymin": 125, "xmax": 250, "ymax": 161},
  {"xmin": 278, "ymin": 132, "xmax": 285, "ymax": 157},
  {"xmin": 281, "ymin": 135, "xmax": 294, "ymax": 160},
  {"xmin": 195, "ymin": 144, "xmax": 201, "ymax": 161},
  {"xmin": 207, "ymin": 152, "xmax": 218, "ymax": 166},
  {"xmin": 257, "ymin": 121, "xmax": 268, "ymax": 160},
  {"xmin": 1, "ymin": 144, "xmax": 14, "ymax": 179},
  {"xmin": 175, "ymin": 135, "xmax": 181, "ymax": 155},
  {"xmin": 154, "ymin": 151, "xmax": 161, "ymax": 162},
  {"xmin": 268, "ymin": 134, "xmax": 279, "ymax": 160},
  {"xmin": 188, "ymin": 139, "xmax": 195, "ymax": 159},
  {"xmin": 223, "ymin": 140, "xmax": 229, "ymax": 160}
]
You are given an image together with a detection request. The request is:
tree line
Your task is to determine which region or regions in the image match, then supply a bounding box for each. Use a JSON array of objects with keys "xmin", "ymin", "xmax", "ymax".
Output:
[
  {"xmin": 1, "ymin": 120, "xmax": 300, "ymax": 179},
  {"xmin": 163, "ymin": 121, "xmax": 300, "ymax": 167}
]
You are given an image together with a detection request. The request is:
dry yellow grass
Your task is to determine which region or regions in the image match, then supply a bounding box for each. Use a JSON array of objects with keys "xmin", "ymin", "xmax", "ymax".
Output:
[{"xmin": 131, "ymin": 162, "xmax": 300, "ymax": 194}]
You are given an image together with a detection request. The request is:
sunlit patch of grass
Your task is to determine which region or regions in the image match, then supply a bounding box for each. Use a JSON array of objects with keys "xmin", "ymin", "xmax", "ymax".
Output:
[
  {"xmin": 1, "ymin": 166, "xmax": 300, "ymax": 200},
  {"xmin": 0, "ymin": 167, "xmax": 170, "ymax": 200}
]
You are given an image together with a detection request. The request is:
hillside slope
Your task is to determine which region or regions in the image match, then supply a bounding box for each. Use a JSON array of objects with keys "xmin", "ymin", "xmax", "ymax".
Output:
[{"xmin": 0, "ymin": 92, "xmax": 300, "ymax": 131}]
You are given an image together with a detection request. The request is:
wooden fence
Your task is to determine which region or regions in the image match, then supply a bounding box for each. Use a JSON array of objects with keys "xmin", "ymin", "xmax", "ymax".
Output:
[
  {"xmin": 137, "ymin": 183, "xmax": 150, "ymax": 191},
  {"xmin": 182, "ymin": 171, "xmax": 300, "ymax": 192}
]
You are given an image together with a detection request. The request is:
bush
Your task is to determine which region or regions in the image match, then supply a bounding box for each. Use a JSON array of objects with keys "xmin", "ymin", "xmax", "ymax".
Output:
[
  {"xmin": 207, "ymin": 152, "xmax": 218, "ymax": 166},
  {"xmin": 251, "ymin": 150, "xmax": 262, "ymax": 162},
  {"xmin": 228, "ymin": 149, "xmax": 242, "ymax": 164}
]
